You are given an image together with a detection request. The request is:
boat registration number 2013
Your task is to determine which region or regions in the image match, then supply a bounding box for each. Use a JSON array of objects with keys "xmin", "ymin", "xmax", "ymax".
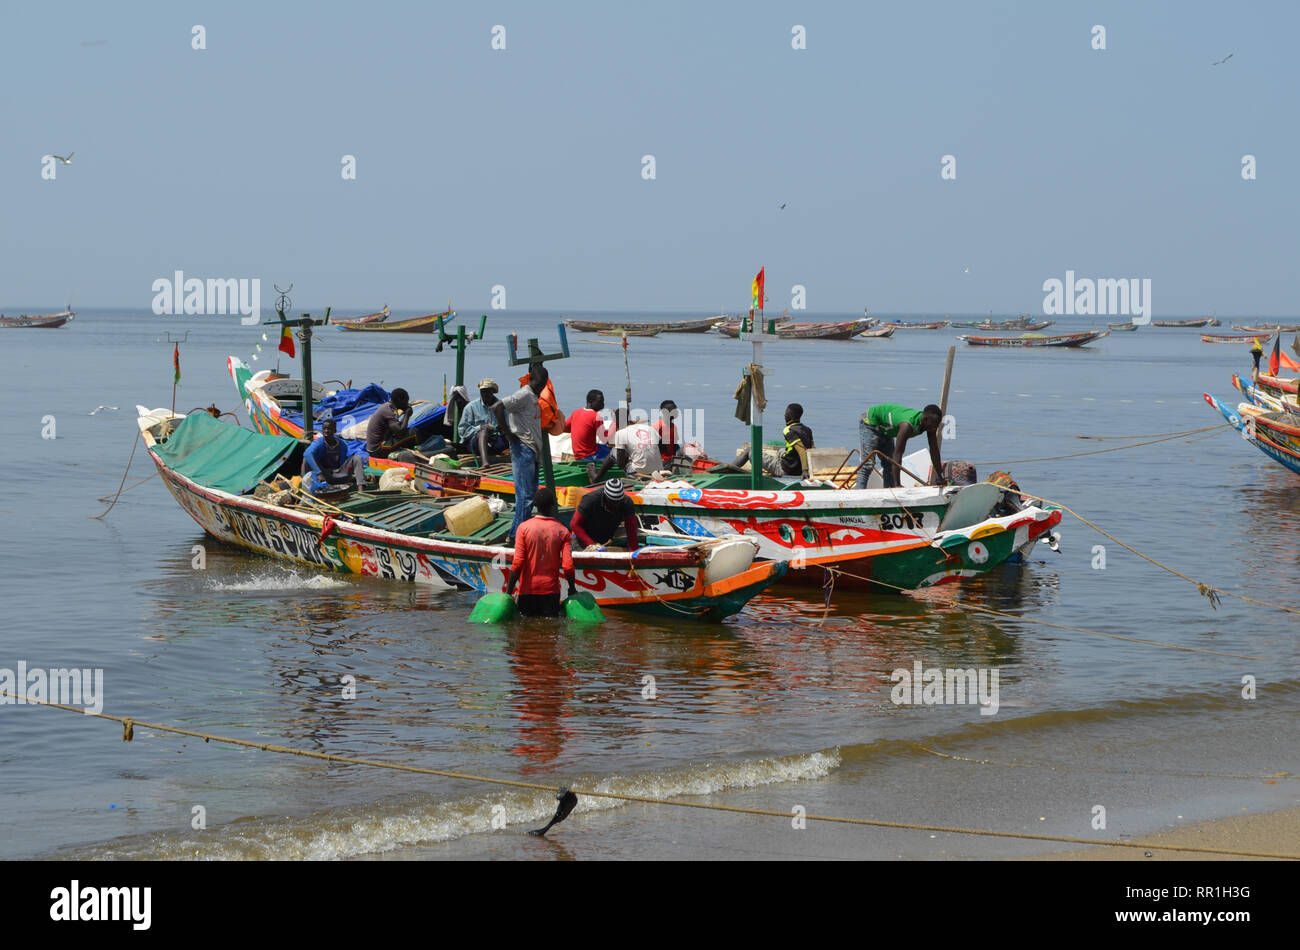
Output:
[{"xmin": 880, "ymin": 512, "xmax": 922, "ymax": 530}]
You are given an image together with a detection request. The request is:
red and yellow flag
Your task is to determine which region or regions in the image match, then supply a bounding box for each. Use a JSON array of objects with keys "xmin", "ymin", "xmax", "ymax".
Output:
[
  {"xmin": 751, "ymin": 266, "xmax": 765, "ymax": 312},
  {"xmin": 278, "ymin": 323, "xmax": 295, "ymax": 357},
  {"xmin": 173, "ymin": 343, "xmax": 180, "ymax": 384}
]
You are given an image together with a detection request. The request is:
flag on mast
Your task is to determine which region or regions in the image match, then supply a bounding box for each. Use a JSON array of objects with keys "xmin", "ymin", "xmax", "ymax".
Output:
[
  {"xmin": 173, "ymin": 343, "xmax": 180, "ymax": 384},
  {"xmin": 278, "ymin": 323, "xmax": 295, "ymax": 357},
  {"xmin": 751, "ymin": 267, "xmax": 765, "ymax": 313}
]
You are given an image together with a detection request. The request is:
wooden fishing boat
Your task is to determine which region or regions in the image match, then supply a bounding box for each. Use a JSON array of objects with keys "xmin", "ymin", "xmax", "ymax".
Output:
[
  {"xmin": 1107, "ymin": 321, "xmax": 1140, "ymax": 331},
  {"xmin": 712, "ymin": 315, "xmax": 793, "ymax": 335},
  {"xmin": 971, "ymin": 319, "xmax": 1054, "ymax": 332},
  {"xmin": 1255, "ymin": 373, "xmax": 1299, "ymax": 397},
  {"xmin": 715, "ymin": 318, "xmax": 868, "ymax": 340},
  {"xmin": 335, "ymin": 308, "xmax": 454, "ymax": 333},
  {"xmin": 630, "ymin": 478, "xmax": 1061, "ymax": 592},
  {"xmin": 883, "ymin": 320, "xmax": 950, "ymax": 330},
  {"xmin": 332, "ymin": 306, "xmax": 390, "ymax": 327},
  {"xmin": 565, "ymin": 316, "xmax": 725, "ymax": 333},
  {"xmin": 958, "ymin": 330, "xmax": 1109, "ymax": 348},
  {"xmin": 856, "ymin": 325, "xmax": 896, "ymax": 338},
  {"xmin": 137, "ymin": 409, "xmax": 783, "ymax": 619},
  {"xmin": 1204, "ymin": 393, "xmax": 1300, "ymax": 476},
  {"xmin": 596, "ymin": 327, "xmax": 661, "ymax": 337},
  {"xmin": 0, "ymin": 310, "xmax": 75, "ymax": 328},
  {"xmin": 228, "ymin": 357, "xmax": 451, "ymax": 467},
  {"xmin": 1232, "ymin": 324, "xmax": 1300, "ymax": 333},
  {"xmin": 1152, "ymin": 317, "xmax": 1217, "ymax": 328},
  {"xmin": 772, "ymin": 319, "xmax": 872, "ymax": 340},
  {"xmin": 1231, "ymin": 374, "xmax": 1300, "ymax": 417},
  {"xmin": 1200, "ymin": 333, "xmax": 1270, "ymax": 344}
]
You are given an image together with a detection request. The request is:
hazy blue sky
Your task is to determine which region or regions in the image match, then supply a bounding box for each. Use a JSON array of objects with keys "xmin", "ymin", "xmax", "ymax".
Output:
[{"xmin": 5, "ymin": 1, "xmax": 1296, "ymax": 315}]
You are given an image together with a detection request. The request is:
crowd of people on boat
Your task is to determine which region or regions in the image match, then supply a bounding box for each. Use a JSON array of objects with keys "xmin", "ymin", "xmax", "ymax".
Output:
[{"xmin": 295, "ymin": 368, "xmax": 951, "ymax": 616}]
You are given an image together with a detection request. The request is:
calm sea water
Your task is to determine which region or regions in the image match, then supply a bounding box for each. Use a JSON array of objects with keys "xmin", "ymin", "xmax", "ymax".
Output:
[{"xmin": 1, "ymin": 309, "xmax": 1297, "ymax": 860}]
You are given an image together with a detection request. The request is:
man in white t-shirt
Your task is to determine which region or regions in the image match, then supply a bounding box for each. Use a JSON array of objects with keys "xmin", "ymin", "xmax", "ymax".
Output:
[{"xmin": 613, "ymin": 413, "xmax": 661, "ymax": 475}]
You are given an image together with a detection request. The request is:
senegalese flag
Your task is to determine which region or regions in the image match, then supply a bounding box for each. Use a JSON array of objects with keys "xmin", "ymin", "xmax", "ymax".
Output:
[
  {"xmin": 278, "ymin": 322, "xmax": 295, "ymax": 358},
  {"xmin": 751, "ymin": 266, "xmax": 765, "ymax": 312},
  {"xmin": 173, "ymin": 343, "xmax": 180, "ymax": 384}
]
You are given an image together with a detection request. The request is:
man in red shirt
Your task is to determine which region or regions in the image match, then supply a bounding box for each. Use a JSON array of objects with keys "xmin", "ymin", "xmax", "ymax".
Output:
[
  {"xmin": 567, "ymin": 389, "xmax": 616, "ymax": 482},
  {"xmin": 505, "ymin": 487, "xmax": 577, "ymax": 617},
  {"xmin": 652, "ymin": 399, "xmax": 680, "ymax": 467}
]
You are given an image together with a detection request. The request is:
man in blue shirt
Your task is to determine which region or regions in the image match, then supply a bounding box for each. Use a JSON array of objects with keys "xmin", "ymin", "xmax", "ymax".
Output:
[
  {"xmin": 457, "ymin": 378, "xmax": 508, "ymax": 465},
  {"xmin": 303, "ymin": 417, "xmax": 367, "ymax": 493}
]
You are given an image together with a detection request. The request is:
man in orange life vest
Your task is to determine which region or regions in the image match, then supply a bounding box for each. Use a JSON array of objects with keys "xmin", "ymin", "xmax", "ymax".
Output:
[{"xmin": 505, "ymin": 487, "xmax": 576, "ymax": 617}]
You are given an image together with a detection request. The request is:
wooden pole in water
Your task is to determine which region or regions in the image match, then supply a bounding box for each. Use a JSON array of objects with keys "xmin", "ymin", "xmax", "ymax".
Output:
[{"xmin": 937, "ymin": 344, "xmax": 955, "ymax": 449}]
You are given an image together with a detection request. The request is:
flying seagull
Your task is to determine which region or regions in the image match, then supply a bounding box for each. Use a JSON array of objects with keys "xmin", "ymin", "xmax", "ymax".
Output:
[
  {"xmin": 52, "ymin": 153, "xmax": 74, "ymax": 164},
  {"xmin": 1212, "ymin": 53, "xmax": 1233, "ymax": 65},
  {"xmin": 778, "ymin": 203, "xmax": 786, "ymax": 210},
  {"xmin": 89, "ymin": 406, "xmax": 119, "ymax": 415},
  {"xmin": 962, "ymin": 266, "xmax": 971, "ymax": 274}
]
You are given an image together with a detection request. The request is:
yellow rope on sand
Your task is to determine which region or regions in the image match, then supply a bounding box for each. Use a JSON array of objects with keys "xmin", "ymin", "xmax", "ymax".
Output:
[{"xmin": 5, "ymin": 691, "xmax": 1296, "ymax": 860}]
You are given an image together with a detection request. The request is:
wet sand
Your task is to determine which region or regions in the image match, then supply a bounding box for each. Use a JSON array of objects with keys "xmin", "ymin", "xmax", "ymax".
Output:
[{"xmin": 1031, "ymin": 805, "xmax": 1300, "ymax": 861}]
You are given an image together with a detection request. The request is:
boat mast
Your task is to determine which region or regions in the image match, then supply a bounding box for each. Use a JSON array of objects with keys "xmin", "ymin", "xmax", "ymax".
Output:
[
  {"xmin": 738, "ymin": 296, "xmax": 778, "ymax": 489},
  {"xmin": 435, "ymin": 308, "xmax": 487, "ymax": 436},
  {"xmin": 505, "ymin": 324, "xmax": 571, "ymax": 491},
  {"xmin": 265, "ymin": 292, "xmax": 330, "ymax": 444}
]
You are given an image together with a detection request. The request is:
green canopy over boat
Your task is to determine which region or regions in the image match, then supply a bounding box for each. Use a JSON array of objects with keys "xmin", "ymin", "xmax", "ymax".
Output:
[{"xmin": 152, "ymin": 411, "xmax": 299, "ymax": 494}]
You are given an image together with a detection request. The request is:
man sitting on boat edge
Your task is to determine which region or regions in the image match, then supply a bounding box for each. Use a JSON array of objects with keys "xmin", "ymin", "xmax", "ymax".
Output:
[
  {"xmin": 302, "ymin": 417, "xmax": 367, "ymax": 494},
  {"xmin": 366, "ymin": 388, "xmax": 418, "ymax": 459},
  {"xmin": 567, "ymin": 388, "xmax": 617, "ymax": 482},
  {"xmin": 458, "ymin": 378, "xmax": 507, "ymax": 466}
]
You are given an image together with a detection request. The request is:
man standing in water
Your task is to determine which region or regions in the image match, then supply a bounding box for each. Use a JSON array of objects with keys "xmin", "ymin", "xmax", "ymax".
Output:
[
  {"xmin": 505, "ymin": 487, "xmax": 576, "ymax": 617},
  {"xmin": 857, "ymin": 403, "xmax": 944, "ymax": 488},
  {"xmin": 493, "ymin": 365, "xmax": 549, "ymax": 544}
]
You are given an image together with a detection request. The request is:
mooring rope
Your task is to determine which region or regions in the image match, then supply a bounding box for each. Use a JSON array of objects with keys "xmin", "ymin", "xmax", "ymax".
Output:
[
  {"xmin": 1018, "ymin": 492, "xmax": 1300, "ymax": 617},
  {"xmin": 913, "ymin": 744, "xmax": 1298, "ymax": 783},
  {"xmin": 971, "ymin": 424, "xmax": 1227, "ymax": 466},
  {"xmin": 91, "ymin": 427, "xmax": 142, "ymax": 520},
  {"xmin": 96, "ymin": 471, "xmax": 157, "ymax": 503},
  {"xmin": 5, "ymin": 691, "xmax": 1295, "ymax": 859}
]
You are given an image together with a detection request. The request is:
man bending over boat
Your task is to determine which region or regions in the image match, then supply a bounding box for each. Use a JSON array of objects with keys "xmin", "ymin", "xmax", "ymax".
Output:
[
  {"xmin": 458, "ymin": 378, "xmax": 508, "ymax": 466},
  {"xmin": 570, "ymin": 478, "xmax": 639, "ymax": 552},
  {"xmin": 303, "ymin": 418, "xmax": 367, "ymax": 494},
  {"xmin": 505, "ymin": 487, "xmax": 576, "ymax": 618},
  {"xmin": 366, "ymin": 388, "xmax": 418, "ymax": 459},
  {"xmin": 857, "ymin": 403, "xmax": 944, "ymax": 488},
  {"xmin": 493, "ymin": 366, "xmax": 550, "ymax": 544}
]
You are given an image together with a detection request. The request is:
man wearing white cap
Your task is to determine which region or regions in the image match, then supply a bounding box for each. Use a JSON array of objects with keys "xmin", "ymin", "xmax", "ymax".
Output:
[
  {"xmin": 458, "ymin": 378, "xmax": 506, "ymax": 466},
  {"xmin": 569, "ymin": 479, "xmax": 640, "ymax": 551}
]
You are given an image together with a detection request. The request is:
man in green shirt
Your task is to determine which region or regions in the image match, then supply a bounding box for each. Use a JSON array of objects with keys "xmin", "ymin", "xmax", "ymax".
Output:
[{"xmin": 857, "ymin": 403, "xmax": 943, "ymax": 489}]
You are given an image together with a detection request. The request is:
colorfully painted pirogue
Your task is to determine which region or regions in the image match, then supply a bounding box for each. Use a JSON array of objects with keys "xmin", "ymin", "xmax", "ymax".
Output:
[
  {"xmin": 226, "ymin": 360, "xmax": 1063, "ymax": 593},
  {"xmin": 138, "ymin": 408, "xmax": 785, "ymax": 620}
]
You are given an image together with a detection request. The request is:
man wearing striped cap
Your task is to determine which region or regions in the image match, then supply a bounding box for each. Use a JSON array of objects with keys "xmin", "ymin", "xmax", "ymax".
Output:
[{"xmin": 569, "ymin": 479, "xmax": 640, "ymax": 552}]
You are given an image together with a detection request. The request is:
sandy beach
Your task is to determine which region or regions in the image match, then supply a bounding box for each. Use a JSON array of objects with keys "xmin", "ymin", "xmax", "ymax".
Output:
[{"xmin": 1032, "ymin": 805, "xmax": 1300, "ymax": 861}]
